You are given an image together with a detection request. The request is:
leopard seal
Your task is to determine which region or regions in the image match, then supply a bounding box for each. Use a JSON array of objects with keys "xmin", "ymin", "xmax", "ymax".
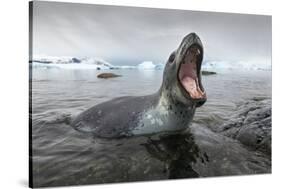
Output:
[{"xmin": 71, "ymin": 33, "xmax": 207, "ymax": 138}]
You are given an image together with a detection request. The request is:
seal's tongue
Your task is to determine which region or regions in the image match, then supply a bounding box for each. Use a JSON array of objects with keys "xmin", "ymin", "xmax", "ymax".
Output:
[{"xmin": 178, "ymin": 47, "xmax": 205, "ymax": 99}]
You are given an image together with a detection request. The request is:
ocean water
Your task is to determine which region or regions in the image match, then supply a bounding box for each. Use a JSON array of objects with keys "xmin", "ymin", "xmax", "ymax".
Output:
[{"xmin": 31, "ymin": 68, "xmax": 271, "ymax": 187}]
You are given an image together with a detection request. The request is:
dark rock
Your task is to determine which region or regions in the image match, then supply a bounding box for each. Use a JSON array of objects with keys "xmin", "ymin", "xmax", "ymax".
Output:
[
  {"xmin": 201, "ymin": 71, "xmax": 217, "ymax": 75},
  {"xmin": 220, "ymin": 98, "xmax": 271, "ymax": 155},
  {"xmin": 97, "ymin": 73, "xmax": 122, "ymax": 79},
  {"xmin": 33, "ymin": 60, "xmax": 52, "ymax": 64},
  {"xmin": 72, "ymin": 57, "xmax": 81, "ymax": 63}
]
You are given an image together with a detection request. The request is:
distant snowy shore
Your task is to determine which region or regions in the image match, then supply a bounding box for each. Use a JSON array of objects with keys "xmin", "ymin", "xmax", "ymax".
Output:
[
  {"xmin": 31, "ymin": 55, "xmax": 164, "ymax": 70},
  {"xmin": 31, "ymin": 55, "xmax": 271, "ymax": 71}
]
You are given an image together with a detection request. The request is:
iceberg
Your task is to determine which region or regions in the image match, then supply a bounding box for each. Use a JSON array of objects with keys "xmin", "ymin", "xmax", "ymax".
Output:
[
  {"xmin": 137, "ymin": 61, "xmax": 156, "ymax": 69},
  {"xmin": 202, "ymin": 60, "xmax": 271, "ymax": 72},
  {"xmin": 137, "ymin": 61, "xmax": 156, "ymax": 70}
]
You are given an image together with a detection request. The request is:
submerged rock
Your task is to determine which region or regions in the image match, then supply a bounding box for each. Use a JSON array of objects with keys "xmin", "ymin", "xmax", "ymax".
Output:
[
  {"xmin": 219, "ymin": 98, "xmax": 271, "ymax": 155},
  {"xmin": 201, "ymin": 71, "xmax": 217, "ymax": 75},
  {"xmin": 97, "ymin": 73, "xmax": 122, "ymax": 79},
  {"xmin": 71, "ymin": 57, "xmax": 81, "ymax": 63}
]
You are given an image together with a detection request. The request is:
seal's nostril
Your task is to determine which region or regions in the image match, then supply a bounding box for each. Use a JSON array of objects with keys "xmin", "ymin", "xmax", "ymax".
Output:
[{"xmin": 196, "ymin": 98, "xmax": 206, "ymax": 107}]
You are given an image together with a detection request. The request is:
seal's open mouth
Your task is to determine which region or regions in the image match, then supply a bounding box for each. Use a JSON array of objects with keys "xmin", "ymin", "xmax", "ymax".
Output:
[{"xmin": 178, "ymin": 45, "xmax": 206, "ymax": 100}]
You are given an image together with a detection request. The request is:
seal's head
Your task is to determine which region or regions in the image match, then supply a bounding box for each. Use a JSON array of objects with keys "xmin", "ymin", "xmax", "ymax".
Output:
[{"xmin": 162, "ymin": 33, "xmax": 206, "ymax": 107}]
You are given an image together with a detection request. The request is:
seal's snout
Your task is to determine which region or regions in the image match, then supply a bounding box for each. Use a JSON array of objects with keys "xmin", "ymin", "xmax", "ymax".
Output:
[
  {"xmin": 176, "ymin": 33, "xmax": 206, "ymax": 104},
  {"xmin": 178, "ymin": 45, "xmax": 205, "ymax": 99},
  {"xmin": 182, "ymin": 32, "xmax": 200, "ymax": 45}
]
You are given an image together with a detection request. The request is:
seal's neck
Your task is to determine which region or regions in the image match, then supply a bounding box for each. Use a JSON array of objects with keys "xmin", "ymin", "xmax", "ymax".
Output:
[
  {"xmin": 156, "ymin": 91, "xmax": 196, "ymax": 118},
  {"xmin": 131, "ymin": 86, "xmax": 196, "ymax": 136},
  {"xmin": 156, "ymin": 84, "xmax": 195, "ymax": 112}
]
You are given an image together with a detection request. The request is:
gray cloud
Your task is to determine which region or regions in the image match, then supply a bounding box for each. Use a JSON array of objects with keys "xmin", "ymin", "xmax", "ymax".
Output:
[{"xmin": 32, "ymin": 1, "xmax": 271, "ymax": 65}]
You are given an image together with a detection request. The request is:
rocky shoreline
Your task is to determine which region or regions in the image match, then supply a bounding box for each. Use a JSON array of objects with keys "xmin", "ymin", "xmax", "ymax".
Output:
[{"xmin": 218, "ymin": 98, "xmax": 271, "ymax": 156}]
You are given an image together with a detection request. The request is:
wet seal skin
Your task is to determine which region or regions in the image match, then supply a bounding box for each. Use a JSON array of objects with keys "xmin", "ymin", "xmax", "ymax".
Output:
[{"xmin": 71, "ymin": 33, "xmax": 207, "ymax": 138}]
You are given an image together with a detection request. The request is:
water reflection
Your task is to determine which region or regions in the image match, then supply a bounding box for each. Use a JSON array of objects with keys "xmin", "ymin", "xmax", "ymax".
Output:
[{"xmin": 143, "ymin": 132, "xmax": 201, "ymax": 179}]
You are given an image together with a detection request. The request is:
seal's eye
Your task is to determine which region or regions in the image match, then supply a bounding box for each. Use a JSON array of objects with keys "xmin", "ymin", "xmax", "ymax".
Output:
[{"xmin": 168, "ymin": 52, "xmax": 176, "ymax": 63}]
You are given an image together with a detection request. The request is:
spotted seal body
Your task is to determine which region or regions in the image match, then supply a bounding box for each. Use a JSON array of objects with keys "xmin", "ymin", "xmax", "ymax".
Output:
[{"xmin": 71, "ymin": 33, "xmax": 207, "ymax": 138}]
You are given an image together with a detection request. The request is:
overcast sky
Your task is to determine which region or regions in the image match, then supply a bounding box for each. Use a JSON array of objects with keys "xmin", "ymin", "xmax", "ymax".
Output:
[{"xmin": 32, "ymin": 1, "xmax": 271, "ymax": 65}]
